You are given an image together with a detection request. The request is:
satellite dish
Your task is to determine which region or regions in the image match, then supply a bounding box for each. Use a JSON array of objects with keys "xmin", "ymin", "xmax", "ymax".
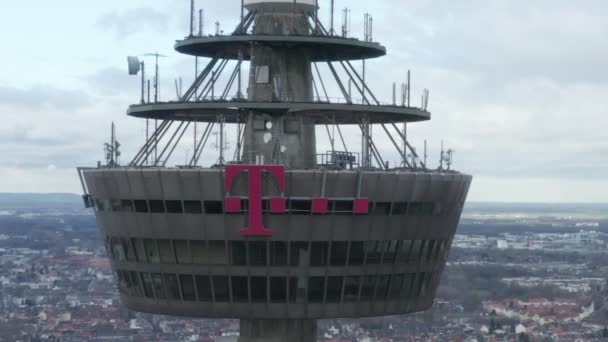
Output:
[{"xmin": 127, "ymin": 56, "xmax": 141, "ymax": 75}]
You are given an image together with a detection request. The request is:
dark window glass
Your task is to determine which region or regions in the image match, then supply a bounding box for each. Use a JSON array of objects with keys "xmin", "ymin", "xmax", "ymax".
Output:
[
  {"xmin": 360, "ymin": 276, "xmax": 376, "ymax": 301},
  {"xmin": 391, "ymin": 202, "xmax": 408, "ymax": 215},
  {"xmin": 129, "ymin": 271, "xmax": 141, "ymax": 297},
  {"xmin": 164, "ymin": 274, "xmax": 181, "ymax": 300},
  {"xmin": 383, "ymin": 240, "xmax": 399, "ymax": 264},
  {"xmin": 111, "ymin": 238, "xmax": 125, "ymax": 261},
  {"xmin": 180, "ymin": 275, "xmax": 196, "ymax": 301},
  {"xmin": 333, "ymin": 200, "xmax": 353, "ymax": 214},
  {"xmin": 144, "ymin": 239, "xmax": 159, "ymax": 263},
  {"xmin": 184, "ymin": 200, "xmax": 203, "ymax": 214},
  {"xmin": 418, "ymin": 273, "xmax": 429, "ymax": 297},
  {"xmin": 122, "ymin": 239, "xmax": 136, "ymax": 262},
  {"xmin": 330, "ymin": 242, "xmax": 348, "ymax": 266},
  {"xmin": 204, "ymin": 201, "xmax": 223, "ymax": 214},
  {"xmin": 208, "ymin": 241, "xmax": 228, "ymax": 265},
  {"xmin": 290, "ymin": 199, "xmax": 311, "ymax": 214},
  {"xmin": 308, "ymin": 277, "xmax": 325, "ymax": 303},
  {"xmin": 343, "ymin": 276, "xmax": 360, "ymax": 302},
  {"xmin": 213, "ymin": 276, "xmax": 230, "ymax": 302},
  {"xmin": 397, "ymin": 240, "xmax": 413, "ymax": 263},
  {"xmin": 111, "ymin": 200, "xmax": 122, "ymax": 212},
  {"xmin": 120, "ymin": 200, "xmax": 134, "ymax": 212},
  {"xmin": 251, "ymin": 277, "xmax": 267, "ymax": 303},
  {"xmin": 142, "ymin": 273, "xmax": 154, "ymax": 299},
  {"xmin": 364, "ymin": 241, "xmax": 381, "ymax": 264},
  {"xmin": 230, "ymin": 241, "xmax": 247, "ymax": 266},
  {"xmin": 174, "ymin": 240, "xmax": 191, "ymax": 264},
  {"xmin": 116, "ymin": 271, "xmax": 127, "ymax": 294},
  {"xmin": 372, "ymin": 202, "xmax": 391, "ymax": 215},
  {"xmin": 165, "ymin": 200, "xmax": 183, "ymax": 214},
  {"xmin": 425, "ymin": 240, "xmax": 436, "ymax": 262},
  {"xmin": 151, "ymin": 273, "xmax": 166, "ymax": 299},
  {"xmin": 326, "ymin": 277, "xmax": 344, "ymax": 303},
  {"xmin": 408, "ymin": 202, "xmax": 423, "ymax": 216},
  {"xmin": 249, "ymin": 241, "xmax": 267, "ymax": 266},
  {"xmin": 348, "ymin": 242, "xmax": 365, "ymax": 265},
  {"xmin": 410, "ymin": 240, "xmax": 424, "ymax": 262},
  {"xmin": 422, "ymin": 202, "xmax": 435, "ymax": 216},
  {"xmin": 290, "ymin": 242, "xmax": 309, "ymax": 267},
  {"xmin": 289, "ymin": 277, "xmax": 307, "ymax": 303},
  {"xmin": 310, "ymin": 242, "xmax": 328, "ymax": 266},
  {"xmin": 191, "ymin": 241, "xmax": 208, "ymax": 264},
  {"xmin": 270, "ymin": 242, "xmax": 287, "ymax": 266},
  {"xmin": 270, "ymin": 277, "xmax": 287, "ymax": 302},
  {"xmin": 401, "ymin": 274, "xmax": 415, "ymax": 299},
  {"xmin": 158, "ymin": 240, "xmax": 176, "ymax": 264},
  {"xmin": 149, "ymin": 200, "xmax": 165, "ymax": 213},
  {"xmin": 389, "ymin": 274, "xmax": 404, "ymax": 299},
  {"xmin": 195, "ymin": 275, "xmax": 212, "ymax": 301},
  {"xmin": 232, "ymin": 276, "xmax": 249, "ymax": 302},
  {"xmin": 134, "ymin": 200, "xmax": 148, "ymax": 213},
  {"xmin": 132, "ymin": 239, "xmax": 147, "ymax": 263},
  {"xmin": 376, "ymin": 275, "xmax": 391, "ymax": 301}
]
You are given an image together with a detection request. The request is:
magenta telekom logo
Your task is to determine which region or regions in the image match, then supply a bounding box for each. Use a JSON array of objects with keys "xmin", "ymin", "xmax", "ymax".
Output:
[{"xmin": 225, "ymin": 165, "xmax": 370, "ymax": 237}]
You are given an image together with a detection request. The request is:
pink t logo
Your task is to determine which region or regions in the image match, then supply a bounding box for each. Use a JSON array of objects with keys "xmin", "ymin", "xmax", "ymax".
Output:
[{"xmin": 225, "ymin": 165, "xmax": 286, "ymax": 236}]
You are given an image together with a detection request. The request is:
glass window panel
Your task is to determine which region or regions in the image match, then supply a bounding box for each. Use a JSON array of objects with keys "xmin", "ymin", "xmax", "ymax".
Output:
[
  {"xmin": 383, "ymin": 240, "xmax": 399, "ymax": 264},
  {"xmin": 249, "ymin": 241, "xmax": 267, "ymax": 266},
  {"xmin": 364, "ymin": 241, "xmax": 381, "ymax": 264},
  {"xmin": 180, "ymin": 275, "xmax": 196, "ymax": 301},
  {"xmin": 116, "ymin": 271, "xmax": 127, "ymax": 294},
  {"xmin": 123, "ymin": 239, "xmax": 136, "ymax": 262},
  {"xmin": 195, "ymin": 275, "xmax": 212, "ymax": 301},
  {"xmin": 397, "ymin": 240, "xmax": 413, "ymax": 263},
  {"xmin": 231, "ymin": 276, "xmax": 249, "ymax": 302},
  {"xmin": 164, "ymin": 274, "xmax": 181, "ymax": 300},
  {"xmin": 183, "ymin": 200, "xmax": 202, "ymax": 214},
  {"xmin": 290, "ymin": 277, "xmax": 307, "ymax": 303},
  {"xmin": 132, "ymin": 239, "xmax": 147, "ymax": 263},
  {"xmin": 251, "ymin": 277, "xmax": 267, "ymax": 303},
  {"xmin": 375, "ymin": 275, "xmax": 391, "ymax": 301},
  {"xmin": 158, "ymin": 240, "xmax": 176, "ymax": 264},
  {"xmin": 230, "ymin": 241, "xmax": 247, "ymax": 266},
  {"xmin": 208, "ymin": 241, "xmax": 228, "ymax": 265},
  {"xmin": 391, "ymin": 202, "xmax": 408, "ymax": 215},
  {"xmin": 270, "ymin": 242, "xmax": 287, "ymax": 266},
  {"xmin": 134, "ymin": 200, "xmax": 148, "ymax": 213},
  {"xmin": 372, "ymin": 202, "xmax": 391, "ymax": 215},
  {"xmin": 330, "ymin": 242, "xmax": 348, "ymax": 266},
  {"xmin": 326, "ymin": 277, "xmax": 344, "ymax": 303},
  {"xmin": 144, "ymin": 240, "xmax": 160, "ymax": 264},
  {"xmin": 204, "ymin": 201, "xmax": 223, "ymax": 214},
  {"xmin": 129, "ymin": 271, "xmax": 141, "ymax": 297},
  {"xmin": 290, "ymin": 242, "xmax": 309, "ymax": 267},
  {"xmin": 120, "ymin": 200, "xmax": 134, "ymax": 212},
  {"xmin": 401, "ymin": 274, "xmax": 415, "ymax": 299},
  {"xmin": 174, "ymin": 240, "xmax": 191, "ymax": 264},
  {"xmin": 348, "ymin": 242, "xmax": 365, "ymax": 265},
  {"xmin": 165, "ymin": 200, "xmax": 183, "ymax": 214},
  {"xmin": 333, "ymin": 200, "xmax": 353, "ymax": 214},
  {"xmin": 360, "ymin": 276, "xmax": 376, "ymax": 301},
  {"xmin": 142, "ymin": 273, "xmax": 154, "ymax": 299},
  {"xmin": 111, "ymin": 238, "xmax": 126, "ymax": 261},
  {"xmin": 213, "ymin": 276, "xmax": 230, "ymax": 302},
  {"xmin": 409, "ymin": 240, "xmax": 424, "ymax": 262},
  {"xmin": 111, "ymin": 200, "xmax": 122, "ymax": 212},
  {"xmin": 149, "ymin": 200, "xmax": 165, "ymax": 213},
  {"xmin": 290, "ymin": 200, "xmax": 311, "ymax": 214},
  {"xmin": 389, "ymin": 274, "xmax": 404, "ymax": 299},
  {"xmin": 425, "ymin": 240, "xmax": 437, "ymax": 262},
  {"xmin": 418, "ymin": 273, "xmax": 429, "ymax": 297},
  {"xmin": 408, "ymin": 202, "xmax": 423, "ymax": 216},
  {"xmin": 270, "ymin": 277, "xmax": 287, "ymax": 302},
  {"xmin": 310, "ymin": 242, "xmax": 328, "ymax": 267},
  {"xmin": 191, "ymin": 241, "xmax": 208, "ymax": 265},
  {"xmin": 151, "ymin": 273, "xmax": 166, "ymax": 299},
  {"xmin": 422, "ymin": 202, "xmax": 435, "ymax": 216},
  {"xmin": 308, "ymin": 277, "xmax": 325, "ymax": 303},
  {"xmin": 343, "ymin": 276, "xmax": 360, "ymax": 302}
]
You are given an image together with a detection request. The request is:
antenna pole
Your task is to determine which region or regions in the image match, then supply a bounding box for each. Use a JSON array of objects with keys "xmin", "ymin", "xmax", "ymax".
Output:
[
  {"xmin": 314, "ymin": 0, "xmax": 319, "ymax": 32},
  {"xmin": 241, "ymin": 0, "xmax": 245, "ymax": 29},
  {"xmin": 199, "ymin": 9, "xmax": 204, "ymax": 36},
  {"xmin": 190, "ymin": 0, "xmax": 195, "ymax": 36},
  {"xmin": 140, "ymin": 61, "xmax": 145, "ymax": 104},
  {"xmin": 147, "ymin": 80, "xmax": 151, "ymax": 103},
  {"xmin": 424, "ymin": 140, "xmax": 428, "ymax": 169},
  {"xmin": 154, "ymin": 54, "xmax": 159, "ymax": 102},
  {"xmin": 407, "ymin": 70, "xmax": 411, "ymax": 107},
  {"xmin": 402, "ymin": 121, "xmax": 407, "ymax": 167},
  {"xmin": 392, "ymin": 82, "xmax": 396, "ymax": 106},
  {"xmin": 330, "ymin": 0, "xmax": 335, "ymax": 35},
  {"xmin": 146, "ymin": 119, "xmax": 149, "ymax": 166}
]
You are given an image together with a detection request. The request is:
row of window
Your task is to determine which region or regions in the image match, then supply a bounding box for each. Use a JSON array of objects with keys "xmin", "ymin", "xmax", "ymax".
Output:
[
  {"xmin": 115, "ymin": 271, "xmax": 436, "ymax": 304},
  {"xmin": 107, "ymin": 238, "xmax": 451, "ymax": 267},
  {"xmin": 95, "ymin": 199, "xmax": 439, "ymax": 216}
]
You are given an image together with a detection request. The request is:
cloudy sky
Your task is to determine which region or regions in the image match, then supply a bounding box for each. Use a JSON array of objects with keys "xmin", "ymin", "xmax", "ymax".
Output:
[{"xmin": 0, "ymin": 0, "xmax": 606, "ymax": 202}]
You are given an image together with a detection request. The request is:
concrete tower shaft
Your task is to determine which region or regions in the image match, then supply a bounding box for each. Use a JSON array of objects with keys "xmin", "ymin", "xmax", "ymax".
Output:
[{"xmin": 242, "ymin": 2, "xmax": 317, "ymax": 168}]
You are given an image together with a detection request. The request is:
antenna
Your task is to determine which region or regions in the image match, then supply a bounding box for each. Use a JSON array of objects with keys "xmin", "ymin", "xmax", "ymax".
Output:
[
  {"xmin": 330, "ymin": 0, "xmax": 335, "ymax": 35},
  {"xmin": 407, "ymin": 70, "xmax": 411, "ymax": 107},
  {"xmin": 215, "ymin": 21, "xmax": 221, "ymax": 35},
  {"xmin": 439, "ymin": 140, "xmax": 444, "ymax": 170},
  {"xmin": 104, "ymin": 122, "xmax": 121, "ymax": 167},
  {"xmin": 341, "ymin": 8, "xmax": 350, "ymax": 37},
  {"xmin": 190, "ymin": 0, "xmax": 195, "ymax": 37},
  {"xmin": 127, "ymin": 56, "xmax": 145, "ymax": 104},
  {"xmin": 199, "ymin": 9, "xmax": 204, "ymax": 36},
  {"xmin": 143, "ymin": 53, "xmax": 167, "ymax": 103},
  {"xmin": 392, "ymin": 82, "xmax": 396, "ymax": 106}
]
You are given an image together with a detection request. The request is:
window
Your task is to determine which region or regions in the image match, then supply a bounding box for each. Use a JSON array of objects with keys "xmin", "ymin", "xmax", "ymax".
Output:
[
  {"xmin": 191, "ymin": 241, "xmax": 208, "ymax": 264},
  {"xmin": 383, "ymin": 240, "xmax": 399, "ymax": 264},
  {"xmin": 129, "ymin": 271, "xmax": 142, "ymax": 297},
  {"xmin": 372, "ymin": 202, "xmax": 391, "ymax": 215},
  {"xmin": 330, "ymin": 242, "xmax": 348, "ymax": 266},
  {"xmin": 421, "ymin": 202, "xmax": 435, "ymax": 216},
  {"xmin": 208, "ymin": 241, "xmax": 228, "ymax": 265},
  {"xmin": 213, "ymin": 276, "xmax": 230, "ymax": 302},
  {"xmin": 164, "ymin": 274, "xmax": 181, "ymax": 300},
  {"xmin": 111, "ymin": 200, "xmax": 122, "ymax": 212},
  {"xmin": 121, "ymin": 200, "xmax": 134, "ymax": 212},
  {"xmin": 270, "ymin": 242, "xmax": 287, "ymax": 266},
  {"xmin": 158, "ymin": 240, "xmax": 176, "ymax": 264},
  {"xmin": 364, "ymin": 241, "xmax": 381, "ymax": 264},
  {"xmin": 144, "ymin": 239, "xmax": 160, "ymax": 263},
  {"xmin": 389, "ymin": 274, "xmax": 404, "ymax": 299},
  {"xmin": 142, "ymin": 273, "xmax": 154, "ymax": 299},
  {"xmin": 132, "ymin": 239, "xmax": 147, "ymax": 263},
  {"xmin": 290, "ymin": 200, "xmax": 311, "ymax": 214},
  {"xmin": 255, "ymin": 65, "xmax": 270, "ymax": 84},
  {"xmin": 123, "ymin": 239, "xmax": 136, "ymax": 262},
  {"xmin": 343, "ymin": 276, "xmax": 360, "ymax": 302},
  {"xmin": 230, "ymin": 241, "xmax": 247, "ymax": 266},
  {"xmin": 195, "ymin": 275, "xmax": 212, "ymax": 301},
  {"xmin": 111, "ymin": 238, "xmax": 126, "ymax": 261},
  {"xmin": 310, "ymin": 242, "xmax": 328, "ymax": 266},
  {"xmin": 184, "ymin": 200, "xmax": 202, "ymax": 214},
  {"xmin": 174, "ymin": 240, "xmax": 191, "ymax": 264},
  {"xmin": 424, "ymin": 240, "xmax": 436, "ymax": 262},
  {"xmin": 308, "ymin": 277, "xmax": 325, "ymax": 303},
  {"xmin": 251, "ymin": 277, "xmax": 267, "ymax": 303},
  {"xmin": 333, "ymin": 200, "xmax": 353, "ymax": 214},
  {"xmin": 360, "ymin": 276, "xmax": 376, "ymax": 301},
  {"xmin": 392, "ymin": 202, "xmax": 408, "ymax": 215},
  {"xmin": 397, "ymin": 240, "xmax": 413, "ymax": 263},
  {"xmin": 151, "ymin": 273, "xmax": 166, "ymax": 299},
  {"xmin": 165, "ymin": 200, "xmax": 183, "ymax": 214},
  {"xmin": 270, "ymin": 277, "xmax": 287, "ymax": 302},
  {"xmin": 410, "ymin": 240, "xmax": 424, "ymax": 262},
  {"xmin": 249, "ymin": 241, "xmax": 267, "ymax": 266},
  {"xmin": 149, "ymin": 200, "xmax": 165, "ymax": 213},
  {"xmin": 232, "ymin": 277, "xmax": 248, "ymax": 302},
  {"xmin": 348, "ymin": 242, "xmax": 365, "ymax": 265},
  {"xmin": 290, "ymin": 242, "xmax": 309, "ymax": 267},
  {"xmin": 401, "ymin": 274, "xmax": 415, "ymax": 299},
  {"xmin": 180, "ymin": 275, "xmax": 196, "ymax": 301},
  {"xmin": 376, "ymin": 275, "xmax": 391, "ymax": 301},
  {"xmin": 204, "ymin": 201, "xmax": 223, "ymax": 214},
  {"xmin": 134, "ymin": 200, "xmax": 148, "ymax": 213},
  {"xmin": 326, "ymin": 277, "xmax": 344, "ymax": 303}
]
